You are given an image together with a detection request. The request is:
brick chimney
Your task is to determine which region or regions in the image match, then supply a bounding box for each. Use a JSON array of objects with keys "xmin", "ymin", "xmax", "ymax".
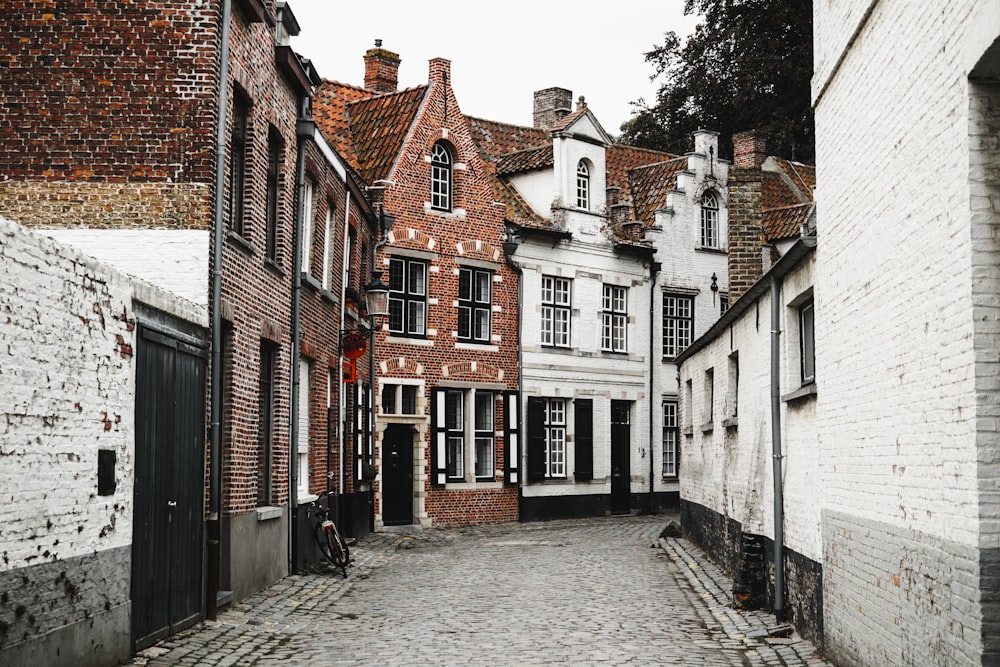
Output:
[
  {"xmin": 364, "ymin": 39, "xmax": 400, "ymax": 93},
  {"xmin": 429, "ymin": 57, "xmax": 451, "ymax": 85},
  {"xmin": 533, "ymin": 87, "xmax": 573, "ymax": 129},
  {"xmin": 727, "ymin": 165, "xmax": 764, "ymax": 302},
  {"xmin": 733, "ymin": 129, "xmax": 767, "ymax": 169}
]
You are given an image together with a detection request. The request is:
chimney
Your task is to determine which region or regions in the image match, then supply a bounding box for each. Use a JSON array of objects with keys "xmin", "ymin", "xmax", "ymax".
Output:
[
  {"xmin": 533, "ymin": 87, "xmax": 573, "ymax": 129},
  {"xmin": 364, "ymin": 39, "xmax": 400, "ymax": 94},
  {"xmin": 727, "ymin": 165, "xmax": 764, "ymax": 302},
  {"xmin": 733, "ymin": 129, "xmax": 767, "ymax": 169},
  {"xmin": 429, "ymin": 57, "xmax": 451, "ymax": 85}
]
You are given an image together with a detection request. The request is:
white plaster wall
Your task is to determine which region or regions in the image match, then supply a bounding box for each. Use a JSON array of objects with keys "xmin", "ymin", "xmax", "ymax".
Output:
[
  {"xmin": 507, "ymin": 170, "xmax": 555, "ymax": 220},
  {"xmin": 42, "ymin": 229, "xmax": 210, "ymax": 307}
]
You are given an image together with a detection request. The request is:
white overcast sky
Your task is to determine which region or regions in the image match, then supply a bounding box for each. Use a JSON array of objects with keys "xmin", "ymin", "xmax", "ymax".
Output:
[{"xmin": 289, "ymin": 1, "xmax": 702, "ymax": 135}]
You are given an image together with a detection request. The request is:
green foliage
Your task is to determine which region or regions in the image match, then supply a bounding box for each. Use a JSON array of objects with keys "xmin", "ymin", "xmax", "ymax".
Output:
[{"xmin": 619, "ymin": 0, "xmax": 814, "ymax": 164}]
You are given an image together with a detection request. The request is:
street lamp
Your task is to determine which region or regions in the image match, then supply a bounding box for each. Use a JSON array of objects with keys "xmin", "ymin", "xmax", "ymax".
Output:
[{"xmin": 364, "ymin": 271, "xmax": 389, "ymax": 324}]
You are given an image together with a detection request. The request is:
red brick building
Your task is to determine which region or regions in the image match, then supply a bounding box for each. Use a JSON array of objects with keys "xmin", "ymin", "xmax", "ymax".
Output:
[
  {"xmin": 314, "ymin": 44, "xmax": 521, "ymax": 528},
  {"xmin": 0, "ymin": 0, "xmax": 376, "ymax": 660}
]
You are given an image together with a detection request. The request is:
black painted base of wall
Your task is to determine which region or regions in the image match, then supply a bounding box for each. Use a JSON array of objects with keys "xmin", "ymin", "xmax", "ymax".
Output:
[
  {"xmin": 340, "ymin": 490, "xmax": 372, "ymax": 540},
  {"xmin": 520, "ymin": 491, "xmax": 679, "ymax": 523},
  {"xmin": 680, "ymin": 499, "xmax": 824, "ymax": 648}
]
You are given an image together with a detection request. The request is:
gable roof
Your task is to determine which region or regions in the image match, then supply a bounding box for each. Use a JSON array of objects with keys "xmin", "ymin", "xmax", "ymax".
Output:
[
  {"xmin": 626, "ymin": 157, "xmax": 689, "ymax": 226},
  {"xmin": 764, "ymin": 202, "xmax": 815, "ymax": 242}
]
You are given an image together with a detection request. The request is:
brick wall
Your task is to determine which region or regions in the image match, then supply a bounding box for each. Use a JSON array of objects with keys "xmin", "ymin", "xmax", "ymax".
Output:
[
  {"xmin": 727, "ymin": 167, "xmax": 763, "ymax": 303},
  {"xmin": 813, "ymin": 1, "xmax": 1000, "ymax": 664}
]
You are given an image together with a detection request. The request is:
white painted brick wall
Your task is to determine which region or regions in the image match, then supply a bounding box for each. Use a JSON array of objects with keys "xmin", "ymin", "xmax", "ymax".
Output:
[{"xmin": 0, "ymin": 218, "xmax": 137, "ymax": 569}]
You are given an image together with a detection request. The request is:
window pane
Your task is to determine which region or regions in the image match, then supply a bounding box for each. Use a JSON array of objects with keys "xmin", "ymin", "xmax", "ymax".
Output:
[
  {"xmin": 408, "ymin": 301, "xmax": 425, "ymax": 335},
  {"xmin": 475, "ymin": 309, "xmax": 490, "ymax": 341},
  {"xmin": 401, "ymin": 385, "xmax": 417, "ymax": 414},
  {"xmin": 475, "ymin": 437, "xmax": 493, "ymax": 478},
  {"xmin": 458, "ymin": 306, "xmax": 471, "ymax": 339},
  {"xmin": 801, "ymin": 301, "xmax": 815, "ymax": 383},
  {"xmin": 445, "ymin": 391, "xmax": 463, "ymax": 429},
  {"xmin": 475, "ymin": 392, "xmax": 494, "ymax": 430},
  {"xmin": 381, "ymin": 384, "xmax": 397, "ymax": 414},
  {"xmin": 389, "ymin": 258, "xmax": 404, "ymax": 291},
  {"xmin": 447, "ymin": 437, "xmax": 464, "ymax": 478},
  {"xmin": 409, "ymin": 262, "xmax": 426, "ymax": 295},
  {"xmin": 459, "ymin": 269, "xmax": 471, "ymax": 300},
  {"xmin": 475, "ymin": 271, "xmax": 491, "ymax": 302}
]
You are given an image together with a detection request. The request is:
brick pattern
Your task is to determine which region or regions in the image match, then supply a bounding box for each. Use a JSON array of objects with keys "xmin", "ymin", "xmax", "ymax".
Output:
[{"xmin": 726, "ymin": 167, "xmax": 763, "ymax": 303}]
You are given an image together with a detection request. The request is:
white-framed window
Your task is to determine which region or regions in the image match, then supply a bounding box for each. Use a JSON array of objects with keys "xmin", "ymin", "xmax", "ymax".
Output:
[
  {"xmin": 381, "ymin": 382, "xmax": 418, "ymax": 415},
  {"xmin": 799, "ymin": 298, "xmax": 815, "ymax": 384},
  {"xmin": 662, "ymin": 293, "xmax": 694, "ymax": 358},
  {"xmin": 459, "ymin": 267, "xmax": 492, "ymax": 343},
  {"xmin": 727, "ymin": 353, "xmax": 739, "ymax": 420},
  {"xmin": 662, "ymin": 400, "xmax": 678, "ymax": 477},
  {"xmin": 431, "ymin": 141, "xmax": 452, "ymax": 211},
  {"xmin": 388, "ymin": 257, "xmax": 427, "ymax": 337},
  {"xmin": 704, "ymin": 368, "xmax": 715, "ymax": 426},
  {"xmin": 576, "ymin": 160, "xmax": 590, "ymax": 210},
  {"xmin": 474, "ymin": 392, "xmax": 495, "ymax": 481},
  {"xmin": 297, "ymin": 356, "xmax": 311, "ymax": 497},
  {"xmin": 301, "ymin": 176, "xmax": 315, "ymax": 274},
  {"xmin": 544, "ymin": 398, "xmax": 566, "ymax": 478},
  {"xmin": 442, "ymin": 389, "xmax": 496, "ymax": 483},
  {"xmin": 541, "ymin": 276, "xmax": 571, "ymax": 347},
  {"xmin": 719, "ymin": 292, "xmax": 729, "ymax": 316},
  {"xmin": 321, "ymin": 199, "xmax": 334, "ymax": 290},
  {"xmin": 601, "ymin": 284, "xmax": 627, "ymax": 352},
  {"xmin": 700, "ymin": 190, "xmax": 719, "ymax": 248}
]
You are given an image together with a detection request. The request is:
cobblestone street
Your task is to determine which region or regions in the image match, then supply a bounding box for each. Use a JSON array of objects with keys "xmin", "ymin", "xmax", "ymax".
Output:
[{"xmin": 127, "ymin": 516, "xmax": 831, "ymax": 667}]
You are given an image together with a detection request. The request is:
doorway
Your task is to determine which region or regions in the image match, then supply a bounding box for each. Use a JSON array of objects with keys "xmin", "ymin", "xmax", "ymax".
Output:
[
  {"xmin": 610, "ymin": 400, "xmax": 631, "ymax": 515},
  {"xmin": 381, "ymin": 423, "xmax": 413, "ymax": 526}
]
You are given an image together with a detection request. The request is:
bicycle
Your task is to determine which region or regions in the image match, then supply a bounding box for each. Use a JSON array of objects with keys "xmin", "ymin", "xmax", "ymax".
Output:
[{"xmin": 308, "ymin": 490, "xmax": 352, "ymax": 578}]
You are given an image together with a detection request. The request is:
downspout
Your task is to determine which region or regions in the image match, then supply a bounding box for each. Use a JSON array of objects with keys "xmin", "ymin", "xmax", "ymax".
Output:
[
  {"xmin": 289, "ymin": 103, "xmax": 311, "ymax": 574},
  {"xmin": 336, "ymin": 188, "xmax": 351, "ymax": 500},
  {"xmin": 647, "ymin": 261, "xmax": 661, "ymax": 514},
  {"xmin": 207, "ymin": 0, "xmax": 233, "ymax": 622},
  {"xmin": 769, "ymin": 275, "xmax": 785, "ymax": 622}
]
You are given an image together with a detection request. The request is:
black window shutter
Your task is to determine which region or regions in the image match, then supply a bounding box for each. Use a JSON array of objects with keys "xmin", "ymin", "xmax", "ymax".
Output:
[
  {"xmin": 574, "ymin": 399, "xmax": 594, "ymax": 481},
  {"xmin": 504, "ymin": 391, "xmax": 520, "ymax": 485},
  {"xmin": 526, "ymin": 396, "xmax": 546, "ymax": 482},
  {"xmin": 430, "ymin": 388, "xmax": 447, "ymax": 486}
]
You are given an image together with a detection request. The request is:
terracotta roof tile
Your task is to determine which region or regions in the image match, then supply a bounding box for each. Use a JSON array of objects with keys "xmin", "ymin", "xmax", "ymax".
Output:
[
  {"xmin": 466, "ymin": 117, "xmax": 550, "ymax": 162},
  {"xmin": 775, "ymin": 158, "xmax": 815, "ymax": 199},
  {"xmin": 496, "ymin": 145, "xmax": 553, "ymax": 174},
  {"xmin": 343, "ymin": 86, "xmax": 426, "ymax": 184},
  {"xmin": 627, "ymin": 157, "xmax": 689, "ymax": 226},
  {"xmin": 607, "ymin": 145, "xmax": 677, "ymax": 193},
  {"xmin": 312, "ymin": 80, "xmax": 370, "ymax": 174},
  {"xmin": 763, "ymin": 202, "xmax": 814, "ymax": 242},
  {"xmin": 762, "ymin": 170, "xmax": 802, "ymax": 209}
]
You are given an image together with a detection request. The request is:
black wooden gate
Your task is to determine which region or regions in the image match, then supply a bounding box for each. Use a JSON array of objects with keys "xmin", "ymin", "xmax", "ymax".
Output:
[
  {"xmin": 132, "ymin": 325, "xmax": 207, "ymax": 650},
  {"xmin": 610, "ymin": 400, "xmax": 631, "ymax": 515}
]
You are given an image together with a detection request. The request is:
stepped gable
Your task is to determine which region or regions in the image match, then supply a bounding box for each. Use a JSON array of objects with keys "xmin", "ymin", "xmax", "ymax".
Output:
[{"xmin": 626, "ymin": 157, "xmax": 689, "ymax": 226}]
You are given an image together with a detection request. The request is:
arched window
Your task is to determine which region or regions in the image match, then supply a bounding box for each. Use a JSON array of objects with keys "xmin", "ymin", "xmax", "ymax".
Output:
[
  {"xmin": 576, "ymin": 160, "xmax": 590, "ymax": 210},
  {"xmin": 700, "ymin": 190, "xmax": 719, "ymax": 248},
  {"xmin": 431, "ymin": 142, "xmax": 452, "ymax": 211}
]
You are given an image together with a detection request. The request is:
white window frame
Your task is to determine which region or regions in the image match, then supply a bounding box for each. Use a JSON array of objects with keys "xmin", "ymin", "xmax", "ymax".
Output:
[
  {"xmin": 388, "ymin": 257, "xmax": 427, "ymax": 337},
  {"xmin": 663, "ymin": 293, "xmax": 694, "ymax": 358},
  {"xmin": 474, "ymin": 392, "xmax": 495, "ymax": 481},
  {"xmin": 601, "ymin": 284, "xmax": 628, "ymax": 352},
  {"xmin": 576, "ymin": 160, "xmax": 590, "ymax": 210},
  {"xmin": 799, "ymin": 299, "xmax": 815, "ymax": 385},
  {"xmin": 459, "ymin": 267, "xmax": 492, "ymax": 343},
  {"xmin": 297, "ymin": 357, "xmax": 311, "ymax": 497},
  {"xmin": 700, "ymin": 190, "xmax": 719, "ymax": 248},
  {"xmin": 545, "ymin": 398, "xmax": 566, "ymax": 478},
  {"xmin": 431, "ymin": 142, "xmax": 452, "ymax": 211},
  {"xmin": 662, "ymin": 400, "xmax": 678, "ymax": 477},
  {"xmin": 541, "ymin": 276, "xmax": 571, "ymax": 348},
  {"xmin": 301, "ymin": 176, "xmax": 315, "ymax": 274}
]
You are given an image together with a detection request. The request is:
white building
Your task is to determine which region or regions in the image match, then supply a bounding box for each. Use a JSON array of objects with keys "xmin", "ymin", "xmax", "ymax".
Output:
[{"xmin": 470, "ymin": 90, "xmax": 730, "ymax": 518}]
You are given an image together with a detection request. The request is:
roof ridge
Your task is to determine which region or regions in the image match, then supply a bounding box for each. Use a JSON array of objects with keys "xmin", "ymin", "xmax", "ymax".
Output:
[{"xmin": 764, "ymin": 201, "xmax": 815, "ymax": 212}]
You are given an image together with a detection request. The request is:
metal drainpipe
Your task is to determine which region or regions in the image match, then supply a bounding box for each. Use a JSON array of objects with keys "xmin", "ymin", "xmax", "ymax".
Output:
[
  {"xmin": 336, "ymin": 188, "xmax": 351, "ymax": 502},
  {"xmin": 207, "ymin": 0, "xmax": 233, "ymax": 622},
  {"xmin": 647, "ymin": 261, "xmax": 660, "ymax": 514},
  {"xmin": 289, "ymin": 108, "xmax": 310, "ymax": 574},
  {"xmin": 769, "ymin": 275, "xmax": 785, "ymax": 622}
]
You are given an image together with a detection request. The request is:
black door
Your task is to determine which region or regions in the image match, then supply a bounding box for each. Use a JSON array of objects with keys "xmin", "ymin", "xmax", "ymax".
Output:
[
  {"xmin": 132, "ymin": 326, "xmax": 206, "ymax": 650},
  {"xmin": 381, "ymin": 423, "xmax": 413, "ymax": 526},
  {"xmin": 610, "ymin": 401, "xmax": 631, "ymax": 515}
]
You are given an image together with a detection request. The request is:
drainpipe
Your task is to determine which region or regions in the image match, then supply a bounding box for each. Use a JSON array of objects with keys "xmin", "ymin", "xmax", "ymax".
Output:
[
  {"xmin": 207, "ymin": 0, "xmax": 233, "ymax": 622},
  {"xmin": 336, "ymin": 188, "xmax": 351, "ymax": 501},
  {"xmin": 647, "ymin": 261, "xmax": 661, "ymax": 514},
  {"xmin": 289, "ymin": 101, "xmax": 312, "ymax": 574},
  {"xmin": 769, "ymin": 275, "xmax": 785, "ymax": 622}
]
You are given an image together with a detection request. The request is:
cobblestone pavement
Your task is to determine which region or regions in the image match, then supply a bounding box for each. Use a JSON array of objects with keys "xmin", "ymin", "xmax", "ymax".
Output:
[{"xmin": 127, "ymin": 515, "xmax": 833, "ymax": 666}]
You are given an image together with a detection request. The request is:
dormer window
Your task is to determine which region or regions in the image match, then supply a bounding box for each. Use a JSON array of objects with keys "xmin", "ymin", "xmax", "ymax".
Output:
[
  {"xmin": 576, "ymin": 160, "xmax": 590, "ymax": 210},
  {"xmin": 431, "ymin": 141, "xmax": 452, "ymax": 211},
  {"xmin": 700, "ymin": 191, "xmax": 719, "ymax": 248}
]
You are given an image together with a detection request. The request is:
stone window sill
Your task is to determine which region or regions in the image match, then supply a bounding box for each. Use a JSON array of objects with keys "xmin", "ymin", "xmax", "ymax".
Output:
[
  {"xmin": 700, "ymin": 422, "xmax": 714, "ymax": 434},
  {"xmin": 723, "ymin": 417, "xmax": 738, "ymax": 429},
  {"xmin": 256, "ymin": 506, "xmax": 282, "ymax": 522},
  {"xmin": 782, "ymin": 383, "xmax": 817, "ymax": 404}
]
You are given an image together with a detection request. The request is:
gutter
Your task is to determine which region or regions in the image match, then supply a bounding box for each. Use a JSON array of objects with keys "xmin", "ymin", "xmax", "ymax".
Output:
[{"xmin": 206, "ymin": 0, "xmax": 233, "ymax": 622}]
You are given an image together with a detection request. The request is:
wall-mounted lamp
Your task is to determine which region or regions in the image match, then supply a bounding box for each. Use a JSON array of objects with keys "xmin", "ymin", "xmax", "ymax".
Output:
[
  {"xmin": 364, "ymin": 270, "xmax": 390, "ymax": 324},
  {"xmin": 710, "ymin": 272, "xmax": 719, "ymax": 293}
]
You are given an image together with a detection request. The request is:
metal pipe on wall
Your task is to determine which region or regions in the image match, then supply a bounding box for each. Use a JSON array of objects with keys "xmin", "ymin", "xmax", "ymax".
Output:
[{"xmin": 769, "ymin": 275, "xmax": 785, "ymax": 621}]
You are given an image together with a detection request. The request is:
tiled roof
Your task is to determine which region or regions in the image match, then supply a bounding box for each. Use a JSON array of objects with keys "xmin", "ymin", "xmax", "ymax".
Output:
[
  {"xmin": 774, "ymin": 158, "xmax": 815, "ymax": 199},
  {"xmin": 626, "ymin": 157, "xmax": 689, "ymax": 226},
  {"xmin": 549, "ymin": 106, "xmax": 589, "ymax": 132},
  {"xmin": 312, "ymin": 80, "xmax": 371, "ymax": 175},
  {"xmin": 496, "ymin": 145, "xmax": 553, "ymax": 175},
  {"xmin": 467, "ymin": 117, "xmax": 550, "ymax": 162},
  {"xmin": 606, "ymin": 145, "xmax": 677, "ymax": 193},
  {"xmin": 764, "ymin": 202, "xmax": 814, "ymax": 242},
  {"xmin": 762, "ymin": 170, "xmax": 802, "ymax": 209}
]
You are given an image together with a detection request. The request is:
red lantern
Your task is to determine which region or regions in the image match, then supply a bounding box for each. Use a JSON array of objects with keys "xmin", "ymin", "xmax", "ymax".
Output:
[{"xmin": 341, "ymin": 331, "xmax": 367, "ymax": 360}]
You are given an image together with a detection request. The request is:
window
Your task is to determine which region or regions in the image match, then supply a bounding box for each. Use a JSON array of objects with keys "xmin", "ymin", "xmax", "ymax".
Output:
[
  {"xmin": 474, "ymin": 392, "xmax": 495, "ymax": 480},
  {"xmin": 541, "ymin": 276, "xmax": 571, "ymax": 347},
  {"xmin": 544, "ymin": 399, "xmax": 566, "ymax": 477},
  {"xmin": 322, "ymin": 200, "xmax": 334, "ymax": 290},
  {"xmin": 431, "ymin": 141, "xmax": 452, "ymax": 211},
  {"xmin": 459, "ymin": 268, "xmax": 492, "ymax": 343},
  {"xmin": 228, "ymin": 89, "xmax": 250, "ymax": 236},
  {"xmin": 662, "ymin": 400, "xmax": 679, "ymax": 477},
  {"xmin": 300, "ymin": 176, "xmax": 315, "ymax": 274},
  {"xmin": 381, "ymin": 383, "xmax": 418, "ymax": 415},
  {"xmin": 727, "ymin": 353, "xmax": 739, "ymax": 420},
  {"xmin": 799, "ymin": 299, "xmax": 815, "ymax": 384},
  {"xmin": 704, "ymin": 368, "xmax": 715, "ymax": 426},
  {"xmin": 265, "ymin": 128, "xmax": 282, "ymax": 261},
  {"xmin": 720, "ymin": 292, "xmax": 729, "ymax": 316},
  {"xmin": 297, "ymin": 357, "xmax": 311, "ymax": 497},
  {"xmin": 662, "ymin": 293, "xmax": 694, "ymax": 358},
  {"xmin": 257, "ymin": 341, "xmax": 277, "ymax": 506},
  {"xmin": 444, "ymin": 390, "xmax": 464, "ymax": 482},
  {"xmin": 683, "ymin": 380, "xmax": 693, "ymax": 432},
  {"xmin": 576, "ymin": 160, "xmax": 590, "ymax": 210},
  {"xmin": 602, "ymin": 284, "xmax": 627, "ymax": 352},
  {"xmin": 388, "ymin": 257, "xmax": 427, "ymax": 336},
  {"xmin": 700, "ymin": 191, "xmax": 719, "ymax": 248}
]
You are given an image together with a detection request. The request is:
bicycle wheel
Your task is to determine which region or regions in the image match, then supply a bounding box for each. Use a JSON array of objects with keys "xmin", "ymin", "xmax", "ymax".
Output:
[
  {"xmin": 325, "ymin": 525, "xmax": 349, "ymax": 577},
  {"xmin": 315, "ymin": 522, "xmax": 336, "ymax": 564}
]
